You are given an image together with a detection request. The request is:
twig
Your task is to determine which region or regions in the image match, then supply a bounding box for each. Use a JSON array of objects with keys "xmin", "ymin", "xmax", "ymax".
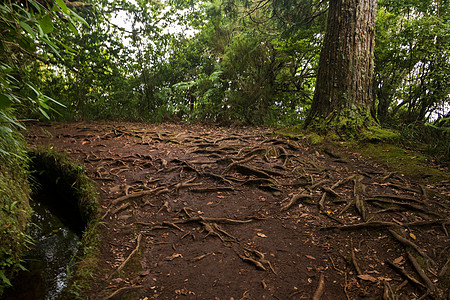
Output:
[
  {"xmin": 322, "ymin": 187, "xmax": 339, "ymax": 197},
  {"xmin": 318, "ymin": 192, "xmax": 326, "ymax": 211},
  {"xmin": 329, "ymin": 256, "xmax": 344, "ymax": 275},
  {"xmin": 311, "ymin": 179, "xmax": 330, "ymax": 189},
  {"xmin": 383, "ymin": 280, "xmax": 395, "ymax": 300},
  {"xmin": 344, "ymin": 272, "xmax": 350, "ymax": 300},
  {"xmin": 337, "ymin": 198, "xmax": 355, "ymax": 217},
  {"xmin": 439, "ymin": 258, "xmax": 449, "ymax": 278}
]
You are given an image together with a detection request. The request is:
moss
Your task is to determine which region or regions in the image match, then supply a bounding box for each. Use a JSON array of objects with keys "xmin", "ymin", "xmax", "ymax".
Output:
[
  {"xmin": 28, "ymin": 147, "xmax": 100, "ymax": 299},
  {"xmin": 345, "ymin": 142, "xmax": 449, "ymax": 183},
  {"xmin": 0, "ymin": 124, "xmax": 31, "ymax": 296},
  {"xmin": 276, "ymin": 124, "xmax": 305, "ymax": 139},
  {"xmin": 276, "ymin": 121, "xmax": 448, "ymax": 184},
  {"xmin": 0, "ymin": 164, "xmax": 31, "ymax": 296}
]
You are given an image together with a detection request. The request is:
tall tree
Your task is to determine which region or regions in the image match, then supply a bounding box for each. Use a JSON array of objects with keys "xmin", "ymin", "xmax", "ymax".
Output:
[{"xmin": 306, "ymin": 0, "xmax": 377, "ymax": 133}]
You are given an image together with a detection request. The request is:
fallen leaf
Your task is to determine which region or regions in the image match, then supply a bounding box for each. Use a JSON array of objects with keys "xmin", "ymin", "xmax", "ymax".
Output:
[
  {"xmin": 256, "ymin": 233, "xmax": 267, "ymax": 238},
  {"xmin": 357, "ymin": 274, "xmax": 378, "ymax": 282},
  {"xmin": 393, "ymin": 256, "xmax": 403, "ymax": 264},
  {"xmin": 409, "ymin": 233, "xmax": 416, "ymax": 240},
  {"xmin": 305, "ymin": 255, "xmax": 316, "ymax": 260},
  {"xmin": 377, "ymin": 277, "xmax": 392, "ymax": 281},
  {"xmin": 207, "ymin": 202, "xmax": 214, "ymax": 205}
]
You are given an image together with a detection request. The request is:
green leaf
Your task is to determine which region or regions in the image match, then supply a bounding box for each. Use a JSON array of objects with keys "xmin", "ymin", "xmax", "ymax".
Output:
[
  {"xmin": 38, "ymin": 14, "xmax": 54, "ymax": 34},
  {"xmin": 55, "ymin": 0, "xmax": 69, "ymax": 13},
  {"xmin": 52, "ymin": 3, "xmax": 61, "ymax": 12},
  {"xmin": 19, "ymin": 21, "xmax": 36, "ymax": 39},
  {"xmin": 0, "ymin": 270, "xmax": 12, "ymax": 286},
  {"xmin": 43, "ymin": 95, "xmax": 66, "ymax": 107},
  {"xmin": 17, "ymin": 263, "xmax": 28, "ymax": 272},
  {"xmin": 29, "ymin": 0, "xmax": 42, "ymax": 13},
  {"xmin": 41, "ymin": 37, "xmax": 62, "ymax": 58},
  {"xmin": 68, "ymin": 22, "xmax": 79, "ymax": 36},
  {"xmin": 70, "ymin": 9, "xmax": 89, "ymax": 28},
  {"xmin": 39, "ymin": 107, "xmax": 50, "ymax": 119},
  {"xmin": 58, "ymin": 41, "xmax": 76, "ymax": 54},
  {"xmin": 0, "ymin": 94, "xmax": 12, "ymax": 109}
]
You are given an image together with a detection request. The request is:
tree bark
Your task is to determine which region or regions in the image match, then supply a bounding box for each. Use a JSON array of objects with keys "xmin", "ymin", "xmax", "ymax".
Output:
[{"xmin": 306, "ymin": 0, "xmax": 377, "ymax": 131}]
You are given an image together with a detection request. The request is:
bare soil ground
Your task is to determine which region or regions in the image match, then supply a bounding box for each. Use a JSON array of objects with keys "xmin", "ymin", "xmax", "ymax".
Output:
[{"xmin": 25, "ymin": 122, "xmax": 449, "ymax": 300}]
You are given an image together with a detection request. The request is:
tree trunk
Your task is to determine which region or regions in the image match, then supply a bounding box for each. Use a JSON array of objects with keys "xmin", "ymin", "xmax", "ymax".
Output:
[{"xmin": 306, "ymin": 0, "xmax": 377, "ymax": 132}]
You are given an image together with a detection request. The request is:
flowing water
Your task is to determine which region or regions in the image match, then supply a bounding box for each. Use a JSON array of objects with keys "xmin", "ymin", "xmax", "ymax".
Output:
[{"xmin": 2, "ymin": 193, "xmax": 81, "ymax": 300}]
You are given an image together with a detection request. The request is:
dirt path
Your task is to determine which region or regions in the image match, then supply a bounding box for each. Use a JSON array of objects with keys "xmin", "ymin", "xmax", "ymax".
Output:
[{"xmin": 25, "ymin": 122, "xmax": 449, "ymax": 300}]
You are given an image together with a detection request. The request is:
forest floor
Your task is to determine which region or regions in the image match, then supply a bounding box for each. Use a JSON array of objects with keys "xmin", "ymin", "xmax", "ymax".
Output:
[{"xmin": 25, "ymin": 121, "xmax": 449, "ymax": 300}]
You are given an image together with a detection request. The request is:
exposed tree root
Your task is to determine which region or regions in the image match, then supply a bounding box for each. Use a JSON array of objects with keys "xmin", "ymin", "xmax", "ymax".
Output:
[
  {"xmin": 238, "ymin": 247, "xmax": 276, "ymax": 274},
  {"xmin": 175, "ymin": 216, "xmax": 255, "ymax": 225},
  {"xmin": 228, "ymin": 163, "xmax": 273, "ymax": 179},
  {"xmin": 281, "ymin": 193, "xmax": 314, "ymax": 211},
  {"xmin": 312, "ymin": 273, "xmax": 325, "ymax": 300},
  {"xmin": 351, "ymin": 240, "xmax": 362, "ymax": 275},
  {"xmin": 366, "ymin": 198, "xmax": 439, "ymax": 217},
  {"xmin": 386, "ymin": 260, "xmax": 425, "ymax": 289},
  {"xmin": 322, "ymin": 219, "xmax": 449, "ymax": 231},
  {"xmin": 407, "ymin": 250, "xmax": 436, "ymax": 294},
  {"xmin": 111, "ymin": 186, "xmax": 168, "ymax": 205},
  {"xmin": 388, "ymin": 229, "xmax": 436, "ymax": 266},
  {"xmin": 355, "ymin": 195, "xmax": 369, "ymax": 222},
  {"xmin": 116, "ymin": 233, "xmax": 142, "ymax": 273},
  {"xmin": 103, "ymin": 285, "xmax": 143, "ymax": 300},
  {"xmin": 190, "ymin": 186, "xmax": 235, "ymax": 193}
]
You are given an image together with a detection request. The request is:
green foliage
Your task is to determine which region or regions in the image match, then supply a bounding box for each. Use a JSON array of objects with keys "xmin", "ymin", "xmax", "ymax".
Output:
[
  {"xmin": 374, "ymin": 0, "xmax": 449, "ymax": 125},
  {"xmin": 0, "ymin": 0, "xmax": 84, "ymax": 121},
  {"xmin": 0, "ymin": 1, "xmax": 88, "ymax": 294},
  {"xmin": 0, "ymin": 151, "xmax": 31, "ymax": 296}
]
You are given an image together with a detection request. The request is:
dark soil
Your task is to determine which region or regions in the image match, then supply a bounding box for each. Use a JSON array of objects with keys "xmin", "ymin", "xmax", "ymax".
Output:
[{"xmin": 25, "ymin": 122, "xmax": 449, "ymax": 300}]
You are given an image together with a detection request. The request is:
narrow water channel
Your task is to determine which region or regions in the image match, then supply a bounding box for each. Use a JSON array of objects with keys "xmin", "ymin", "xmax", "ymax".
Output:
[{"xmin": 2, "ymin": 192, "xmax": 81, "ymax": 300}]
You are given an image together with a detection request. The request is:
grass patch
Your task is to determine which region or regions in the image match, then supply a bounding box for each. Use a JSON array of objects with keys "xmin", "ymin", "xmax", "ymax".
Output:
[
  {"xmin": 28, "ymin": 147, "xmax": 100, "ymax": 299},
  {"xmin": 348, "ymin": 142, "xmax": 449, "ymax": 183}
]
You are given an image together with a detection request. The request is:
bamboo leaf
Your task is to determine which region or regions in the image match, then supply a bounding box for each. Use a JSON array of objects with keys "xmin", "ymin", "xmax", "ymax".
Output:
[
  {"xmin": 19, "ymin": 21, "xmax": 36, "ymax": 39},
  {"xmin": 38, "ymin": 14, "xmax": 54, "ymax": 34},
  {"xmin": 55, "ymin": 0, "xmax": 69, "ymax": 13},
  {"xmin": 0, "ymin": 94, "xmax": 12, "ymax": 109}
]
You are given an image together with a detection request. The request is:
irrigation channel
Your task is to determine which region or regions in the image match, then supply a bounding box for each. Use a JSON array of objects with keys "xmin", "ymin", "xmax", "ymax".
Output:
[
  {"xmin": 2, "ymin": 195, "xmax": 81, "ymax": 300},
  {"xmin": 2, "ymin": 151, "xmax": 96, "ymax": 300}
]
